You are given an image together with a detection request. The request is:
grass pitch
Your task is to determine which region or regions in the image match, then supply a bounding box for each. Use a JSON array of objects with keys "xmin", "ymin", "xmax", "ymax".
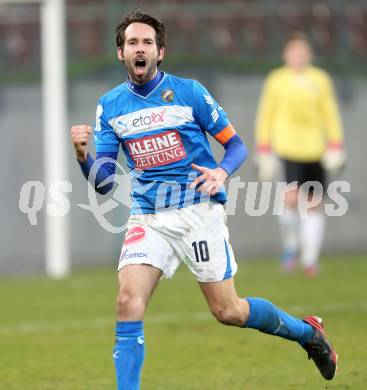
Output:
[{"xmin": 1, "ymin": 254, "xmax": 366, "ymax": 389}]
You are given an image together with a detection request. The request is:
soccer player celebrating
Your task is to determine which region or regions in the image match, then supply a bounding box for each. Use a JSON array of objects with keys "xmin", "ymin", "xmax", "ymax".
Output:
[
  {"xmin": 254, "ymin": 32, "xmax": 346, "ymax": 277},
  {"xmin": 71, "ymin": 11, "xmax": 337, "ymax": 389}
]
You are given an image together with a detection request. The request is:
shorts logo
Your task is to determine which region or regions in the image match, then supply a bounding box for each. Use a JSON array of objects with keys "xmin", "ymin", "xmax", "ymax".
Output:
[
  {"xmin": 124, "ymin": 226, "xmax": 146, "ymax": 246},
  {"xmin": 125, "ymin": 130, "xmax": 187, "ymax": 169},
  {"xmin": 123, "ymin": 252, "xmax": 148, "ymax": 259},
  {"xmin": 161, "ymin": 89, "xmax": 174, "ymax": 103}
]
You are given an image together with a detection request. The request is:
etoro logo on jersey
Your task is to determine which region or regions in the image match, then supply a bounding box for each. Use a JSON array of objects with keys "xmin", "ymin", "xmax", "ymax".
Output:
[
  {"xmin": 125, "ymin": 130, "xmax": 187, "ymax": 169},
  {"xmin": 133, "ymin": 108, "xmax": 166, "ymax": 129}
]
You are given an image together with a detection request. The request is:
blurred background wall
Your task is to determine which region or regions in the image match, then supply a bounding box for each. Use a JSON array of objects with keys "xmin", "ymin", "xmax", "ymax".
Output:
[{"xmin": 1, "ymin": 0, "xmax": 366, "ymax": 275}]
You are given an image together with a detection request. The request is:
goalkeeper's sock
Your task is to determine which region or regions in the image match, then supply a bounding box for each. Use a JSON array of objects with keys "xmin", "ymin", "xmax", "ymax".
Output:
[
  {"xmin": 278, "ymin": 207, "xmax": 299, "ymax": 261},
  {"xmin": 244, "ymin": 297, "xmax": 313, "ymax": 345},
  {"xmin": 113, "ymin": 321, "xmax": 145, "ymax": 390},
  {"xmin": 300, "ymin": 211, "xmax": 324, "ymax": 269}
]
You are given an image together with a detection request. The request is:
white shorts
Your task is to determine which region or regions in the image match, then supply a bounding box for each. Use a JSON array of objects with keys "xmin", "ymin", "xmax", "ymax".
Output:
[{"xmin": 117, "ymin": 202, "xmax": 237, "ymax": 283}]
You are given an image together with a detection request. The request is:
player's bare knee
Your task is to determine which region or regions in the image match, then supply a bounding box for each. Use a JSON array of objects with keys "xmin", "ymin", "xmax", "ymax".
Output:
[
  {"xmin": 211, "ymin": 305, "xmax": 243, "ymax": 326},
  {"xmin": 116, "ymin": 290, "xmax": 146, "ymax": 318}
]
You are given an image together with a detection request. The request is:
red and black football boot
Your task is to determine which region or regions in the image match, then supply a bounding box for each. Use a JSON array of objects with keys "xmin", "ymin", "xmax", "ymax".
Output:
[{"xmin": 302, "ymin": 315, "xmax": 338, "ymax": 380}]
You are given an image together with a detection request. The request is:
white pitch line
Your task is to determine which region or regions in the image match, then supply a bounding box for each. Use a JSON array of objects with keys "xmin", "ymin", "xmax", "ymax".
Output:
[
  {"xmin": 0, "ymin": 313, "xmax": 212, "ymax": 335},
  {"xmin": 0, "ymin": 301, "xmax": 366, "ymax": 335}
]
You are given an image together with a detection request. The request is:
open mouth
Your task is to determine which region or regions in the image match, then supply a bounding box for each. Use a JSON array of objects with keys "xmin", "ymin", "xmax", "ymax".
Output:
[{"xmin": 134, "ymin": 58, "xmax": 147, "ymax": 74}]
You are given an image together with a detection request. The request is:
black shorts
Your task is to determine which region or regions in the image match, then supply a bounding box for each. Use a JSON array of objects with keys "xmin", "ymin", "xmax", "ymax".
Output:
[{"xmin": 282, "ymin": 159, "xmax": 326, "ymax": 194}]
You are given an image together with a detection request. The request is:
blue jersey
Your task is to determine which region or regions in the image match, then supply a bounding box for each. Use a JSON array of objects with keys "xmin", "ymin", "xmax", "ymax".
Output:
[{"xmin": 94, "ymin": 73, "xmax": 230, "ymax": 214}]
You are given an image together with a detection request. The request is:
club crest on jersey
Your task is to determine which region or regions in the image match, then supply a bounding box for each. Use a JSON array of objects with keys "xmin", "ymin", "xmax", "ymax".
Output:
[
  {"xmin": 161, "ymin": 89, "xmax": 174, "ymax": 103},
  {"xmin": 125, "ymin": 130, "xmax": 187, "ymax": 169}
]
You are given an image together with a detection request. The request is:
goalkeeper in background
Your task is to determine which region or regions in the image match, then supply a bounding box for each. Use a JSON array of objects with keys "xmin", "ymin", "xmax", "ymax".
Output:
[{"xmin": 254, "ymin": 32, "xmax": 346, "ymax": 276}]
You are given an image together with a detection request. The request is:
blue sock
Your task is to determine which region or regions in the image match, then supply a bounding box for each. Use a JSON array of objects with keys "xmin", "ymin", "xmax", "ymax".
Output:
[
  {"xmin": 113, "ymin": 321, "xmax": 145, "ymax": 390},
  {"xmin": 244, "ymin": 297, "xmax": 313, "ymax": 345}
]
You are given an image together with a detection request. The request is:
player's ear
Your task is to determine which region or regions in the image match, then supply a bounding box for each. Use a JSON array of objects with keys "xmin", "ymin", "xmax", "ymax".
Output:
[
  {"xmin": 117, "ymin": 47, "xmax": 124, "ymax": 62},
  {"xmin": 158, "ymin": 47, "xmax": 165, "ymax": 62}
]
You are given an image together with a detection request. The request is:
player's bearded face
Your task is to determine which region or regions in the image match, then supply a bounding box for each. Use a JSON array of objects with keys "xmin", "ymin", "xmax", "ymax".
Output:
[{"xmin": 119, "ymin": 22, "xmax": 164, "ymax": 85}]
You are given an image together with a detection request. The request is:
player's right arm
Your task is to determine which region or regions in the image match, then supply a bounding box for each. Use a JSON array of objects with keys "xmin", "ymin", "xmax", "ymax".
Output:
[
  {"xmin": 254, "ymin": 73, "xmax": 276, "ymax": 149},
  {"xmin": 70, "ymin": 124, "xmax": 118, "ymax": 194},
  {"xmin": 254, "ymin": 72, "xmax": 278, "ymax": 181},
  {"xmin": 70, "ymin": 100, "xmax": 120, "ymax": 194},
  {"xmin": 71, "ymin": 124, "xmax": 91, "ymax": 163}
]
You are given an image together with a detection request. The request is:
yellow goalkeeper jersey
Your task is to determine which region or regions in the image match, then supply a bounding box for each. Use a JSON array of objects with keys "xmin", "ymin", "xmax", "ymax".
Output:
[{"xmin": 255, "ymin": 66, "xmax": 343, "ymax": 162}]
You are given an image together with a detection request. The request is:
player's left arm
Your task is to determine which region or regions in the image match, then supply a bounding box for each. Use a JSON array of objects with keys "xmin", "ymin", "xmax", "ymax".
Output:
[
  {"xmin": 190, "ymin": 80, "xmax": 248, "ymax": 195},
  {"xmin": 321, "ymin": 73, "xmax": 343, "ymax": 146},
  {"xmin": 320, "ymin": 73, "xmax": 346, "ymax": 175},
  {"xmin": 191, "ymin": 123, "xmax": 248, "ymax": 195}
]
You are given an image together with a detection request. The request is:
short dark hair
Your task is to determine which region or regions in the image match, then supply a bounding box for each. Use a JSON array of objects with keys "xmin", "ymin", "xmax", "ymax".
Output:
[
  {"xmin": 115, "ymin": 9, "xmax": 166, "ymax": 51},
  {"xmin": 283, "ymin": 31, "xmax": 311, "ymax": 49}
]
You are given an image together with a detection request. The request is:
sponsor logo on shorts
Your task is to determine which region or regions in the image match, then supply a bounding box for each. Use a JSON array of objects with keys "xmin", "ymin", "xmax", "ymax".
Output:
[
  {"xmin": 119, "ymin": 249, "xmax": 148, "ymax": 263},
  {"xmin": 125, "ymin": 130, "xmax": 187, "ymax": 169},
  {"xmin": 124, "ymin": 226, "xmax": 146, "ymax": 246},
  {"xmin": 124, "ymin": 252, "xmax": 148, "ymax": 259}
]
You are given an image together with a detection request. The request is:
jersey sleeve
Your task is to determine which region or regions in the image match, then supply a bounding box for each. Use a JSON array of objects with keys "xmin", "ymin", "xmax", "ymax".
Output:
[
  {"xmin": 320, "ymin": 73, "xmax": 343, "ymax": 145},
  {"xmin": 192, "ymin": 80, "xmax": 230, "ymax": 137},
  {"xmin": 94, "ymin": 100, "xmax": 120, "ymax": 153},
  {"xmin": 254, "ymin": 72, "xmax": 277, "ymax": 149}
]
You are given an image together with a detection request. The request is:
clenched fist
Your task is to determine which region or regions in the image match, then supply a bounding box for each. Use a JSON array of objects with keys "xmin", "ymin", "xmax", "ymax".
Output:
[{"xmin": 70, "ymin": 125, "xmax": 92, "ymax": 162}]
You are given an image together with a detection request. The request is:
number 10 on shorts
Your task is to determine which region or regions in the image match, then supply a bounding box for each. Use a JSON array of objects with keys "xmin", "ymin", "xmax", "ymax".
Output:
[{"xmin": 192, "ymin": 240, "xmax": 210, "ymax": 262}]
